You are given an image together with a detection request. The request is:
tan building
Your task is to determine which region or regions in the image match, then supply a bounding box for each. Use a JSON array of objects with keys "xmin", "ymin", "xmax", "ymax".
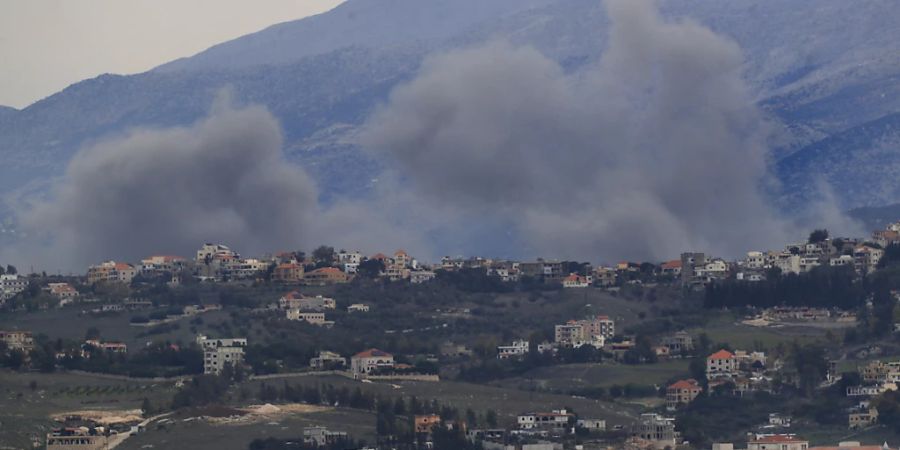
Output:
[
  {"xmin": 286, "ymin": 310, "xmax": 332, "ymax": 326},
  {"xmin": 273, "ymin": 263, "xmax": 304, "ymax": 283},
  {"xmin": 848, "ymin": 409, "xmax": 878, "ymax": 429},
  {"xmin": 707, "ymin": 349, "xmax": 738, "ymax": 378},
  {"xmin": 304, "ymin": 267, "xmax": 349, "ymax": 285},
  {"xmin": 350, "ymin": 348, "xmax": 394, "ymax": 378},
  {"xmin": 86, "ymin": 261, "xmax": 136, "ymax": 285},
  {"xmin": 666, "ymin": 379, "xmax": 702, "ymax": 409},
  {"xmin": 0, "ymin": 330, "xmax": 34, "ymax": 351}
]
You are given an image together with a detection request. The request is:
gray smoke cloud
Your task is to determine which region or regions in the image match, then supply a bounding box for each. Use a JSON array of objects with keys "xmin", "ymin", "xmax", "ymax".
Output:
[
  {"xmin": 362, "ymin": 0, "xmax": 848, "ymax": 261},
  {"xmin": 13, "ymin": 95, "xmax": 324, "ymax": 269}
]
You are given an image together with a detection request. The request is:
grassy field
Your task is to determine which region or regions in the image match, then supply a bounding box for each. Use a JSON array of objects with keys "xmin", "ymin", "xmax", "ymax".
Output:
[
  {"xmin": 0, "ymin": 306, "xmax": 239, "ymax": 350},
  {"xmin": 494, "ymin": 359, "xmax": 692, "ymax": 392},
  {"xmin": 693, "ymin": 314, "xmax": 827, "ymax": 349},
  {"xmin": 246, "ymin": 374, "xmax": 638, "ymax": 428},
  {"xmin": 119, "ymin": 408, "xmax": 377, "ymax": 450},
  {"xmin": 0, "ymin": 370, "xmax": 177, "ymax": 448}
]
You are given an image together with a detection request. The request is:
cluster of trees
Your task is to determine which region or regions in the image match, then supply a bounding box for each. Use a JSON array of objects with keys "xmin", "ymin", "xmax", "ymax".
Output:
[
  {"xmin": 0, "ymin": 264, "xmax": 17, "ymax": 275},
  {"xmin": 704, "ymin": 265, "xmax": 862, "ymax": 310}
]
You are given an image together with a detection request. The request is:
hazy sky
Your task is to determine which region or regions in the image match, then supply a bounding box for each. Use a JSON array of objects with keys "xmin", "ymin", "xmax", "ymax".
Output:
[{"xmin": 0, "ymin": 0, "xmax": 344, "ymax": 109}]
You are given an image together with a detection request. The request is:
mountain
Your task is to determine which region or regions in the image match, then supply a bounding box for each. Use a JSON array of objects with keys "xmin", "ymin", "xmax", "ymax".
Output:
[
  {"xmin": 1, "ymin": 0, "xmax": 899, "ymax": 214},
  {"xmin": 848, "ymin": 203, "xmax": 900, "ymax": 233}
]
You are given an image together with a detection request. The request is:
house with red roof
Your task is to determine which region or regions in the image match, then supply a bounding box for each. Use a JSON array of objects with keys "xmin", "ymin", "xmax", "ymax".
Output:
[
  {"xmin": 562, "ymin": 273, "xmax": 591, "ymax": 288},
  {"xmin": 707, "ymin": 349, "xmax": 738, "ymax": 379},
  {"xmin": 350, "ymin": 348, "xmax": 394, "ymax": 379},
  {"xmin": 747, "ymin": 434, "xmax": 808, "ymax": 450},
  {"xmin": 666, "ymin": 379, "xmax": 702, "ymax": 409}
]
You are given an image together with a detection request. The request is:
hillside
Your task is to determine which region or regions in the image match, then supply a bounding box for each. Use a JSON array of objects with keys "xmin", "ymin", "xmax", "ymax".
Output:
[{"xmin": 1, "ymin": 0, "xmax": 898, "ymax": 215}]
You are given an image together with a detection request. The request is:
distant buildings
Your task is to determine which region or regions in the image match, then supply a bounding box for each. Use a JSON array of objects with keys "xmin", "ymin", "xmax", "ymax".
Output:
[
  {"xmin": 746, "ymin": 434, "xmax": 808, "ymax": 450},
  {"xmin": 666, "ymin": 379, "xmax": 702, "ymax": 410},
  {"xmin": 347, "ymin": 303, "xmax": 369, "ymax": 313},
  {"xmin": 554, "ymin": 316, "xmax": 614, "ymax": 348},
  {"xmin": 86, "ymin": 261, "xmax": 136, "ymax": 285},
  {"xmin": 304, "ymin": 267, "xmax": 348, "ymax": 285},
  {"xmin": 707, "ymin": 349, "xmax": 738, "ymax": 379},
  {"xmin": 497, "ymin": 340, "xmax": 530, "ymax": 359},
  {"xmin": 350, "ymin": 348, "xmax": 394, "ymax": 379},
  {"xmin": 636, "ymin": 413, "xmax": 678, "ymax": 449},
  {"xmin": 0, "ymin": 274, "xmax": 27, "ymax": 302},
  {"xmin": 517, "ymin": 409, "xmax": 573, "ymax": 431},
  {"xmin": 0, "ymin": 330, "xmax": 34, "ymax": 351},
  {"xmin": 272, "ymin": 263, "xmax": 304, "ymax": 283},
  {"xmin": 309, "ymin": 351, "xmax": 346, "ymax": 370},
  {"xmin": 197, "ymin": 335, "xmax": 247, "ymax": 375}
]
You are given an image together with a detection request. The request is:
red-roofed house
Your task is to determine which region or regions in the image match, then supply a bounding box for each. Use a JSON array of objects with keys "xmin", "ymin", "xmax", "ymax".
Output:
[
  {"xmin": 273, "ymin": 263, "xmax": 304, "ymax": 283},
  {"xmin": 350, "ymin": 349, "xmax": 394, "ymax": 378},
  {"xmin": 666, "ymin": 379, "xmax": 702, "ymax": 409},
  {"xmin": 562, "ymin": 273, "xmax": 591, "ymax": 288},
  {"xmin": 747, "ymin": 434, "xmax": 808, "ymax": 450},
  {"xmin": 707, "ymin": 349, "xmax": 738, "ymax": 378},
  {"xmin": 661, "ymin": 260, "xmax": 682, "ymax": 276}
]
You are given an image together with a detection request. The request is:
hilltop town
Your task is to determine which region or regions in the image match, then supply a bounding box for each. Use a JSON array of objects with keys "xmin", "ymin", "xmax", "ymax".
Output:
[{"xmin": 3, "ymin": 221, "xmax": 900, "ymax": 450}]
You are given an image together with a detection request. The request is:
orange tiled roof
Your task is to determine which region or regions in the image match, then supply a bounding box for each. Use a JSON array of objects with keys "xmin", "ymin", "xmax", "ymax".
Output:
[
  {"xmin": 661, "ymin": 260, "xmax": 682, "ymax": 269},
  {"xmin": 708, "ymin": 349, "xmax": 735, "ymax": 360},
  {"xmin": 353, "ymin": 348, "xmax": 392, "ymax": 359},
  {"xmin": 668, "ymin": 379, "xmax": 700, "ymax": 390}
]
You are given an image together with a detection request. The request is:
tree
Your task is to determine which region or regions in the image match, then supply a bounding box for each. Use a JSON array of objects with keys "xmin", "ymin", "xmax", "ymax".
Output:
[
  {"xmin": 808, "ymin": 229, "xmax": 829, "ymax": 244},
  {"xmin": 312, "ymin": 246, "xmax": 335, "ymax": 267},
  {"xmin": 485, "ymin": 409, "xmax": 498, "ymax": 428},
  {"xmin": 85, "ymin": 327, "xmax": 101, "ymax": 341},
  {"xmin": 141, "ymin": 398, "xmax": 153, "ymax": 416},
  {"xmin": 357, "ymin": 259, "xmax": 385, "ymax": 278},
  {"xmin": 6, "ymin": 264, "xmax": 16, "ymax": 275}
]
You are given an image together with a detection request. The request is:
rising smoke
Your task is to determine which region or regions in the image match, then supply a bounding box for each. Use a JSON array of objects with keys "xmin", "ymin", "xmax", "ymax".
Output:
[
  {"xmin": 362, "ymin": 0, "xmax": 853, "ymax": 261},
  {"xmin": 13, "ymin": 96, "xmax": 322, "ymax": 269}
]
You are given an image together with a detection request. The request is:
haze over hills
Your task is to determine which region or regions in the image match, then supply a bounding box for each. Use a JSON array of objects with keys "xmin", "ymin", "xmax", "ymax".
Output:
[{"xmin": 1, "ymin": 0, "xmax": 899, "ymax": 251}]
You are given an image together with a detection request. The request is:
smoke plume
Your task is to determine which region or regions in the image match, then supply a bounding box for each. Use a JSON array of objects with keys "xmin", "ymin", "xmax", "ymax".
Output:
[
  {"xmin": 363, "ymin": 0, "xmax": 826, "ymax": 261},
  {"xmin": 16, "ymin": 96, "xmax": 323, "ymax": 268}
]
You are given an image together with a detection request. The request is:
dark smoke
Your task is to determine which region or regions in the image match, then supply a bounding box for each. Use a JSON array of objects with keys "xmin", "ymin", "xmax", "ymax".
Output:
[
  {"xmin": 17, "ymin": 96, "xmax": 322, "ymax": 267},
  {"xmin": 363, "ymin": 0, "xmax": 857, "ymax": 261}
]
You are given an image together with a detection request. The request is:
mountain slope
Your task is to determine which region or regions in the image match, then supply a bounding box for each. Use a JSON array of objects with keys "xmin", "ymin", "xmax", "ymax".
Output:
[{"xmin": 1, "ymin": 0, "xmax": 899, "ymax": 213}]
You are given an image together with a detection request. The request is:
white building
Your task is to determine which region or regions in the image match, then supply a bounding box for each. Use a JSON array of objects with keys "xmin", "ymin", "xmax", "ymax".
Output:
[
  {"xmin": 350, "ymin": 348, "xmax": 394, "ymax": 378},
  {"xmin": 498, "ymin": 340, "xmax": 530, "ymax": 359},
  {"xmin": 347, "ymin": 303, "xmax": 370, "ymax": 313},
  {"xmin": 0, "ymin": 274, "xmax": 27, "ymax": 301},
  {"xmin": 517, "ymin": 409, "xmax": 573, "ymax": 430},
  {"xmin": 197, "ymin": 335, "xmax": 247, "ymax": 375}
]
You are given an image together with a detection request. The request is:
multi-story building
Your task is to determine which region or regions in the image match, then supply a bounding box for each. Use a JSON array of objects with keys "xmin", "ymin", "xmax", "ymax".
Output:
[
  {"xmin": 309, "ymin": 351, "xmax": 346, "ymax": 370},
  {"xmin": 497, "ymin": 340, "xmax": 530, "ymax": 359},
  {"xmin": 517, "ymin": 409, "xmax": 573, "ymax": 430},
  {"xmin": 86, "ymin": 261, "xmax": 136, "ymax": 285},
  {"xmin": 273, "ymin": 263, "xmax": 304, "ymax": 283},
  {"xmin": 0, "ymin": 274, "xmax": 27, "ymax": 302},
  {"xmin": 0, "ymin": 330, "xmax": 34, "ymax": 351},
  {"xmin": 636, "ymin": 413, "xmax": 678, "ymax": 449},
  {"xmin": 350, "ymin": 348, "xmax": 394, "ymax": 378},
  {"xmin": 304, "ymin": 267, "xmax": 349, "ymax": 285},
  {"xmin": 279, "ymin": 293, "xmax": 335, "ymax": 311},
  {"xmin": 140, "ymin": 255, "xmax": 186, "ymax": 274},
  {"xmin": 196, "ymin": 243, "xmax": 238, "ymax": 263},
  {"xmin": 286, "ymin": 310, "xmax": 332, "ymax": 326},
  {"xmin": 303, "ymin": 427, "xmax": 349, "ymax": 447},
  {"xmin": 46, "ymin": 428, "xmax": 109, "ymax": 450},
  {"xmin": 661, "ymin": 331, "xmax": 694, "ymax": 353},
  {"xmin": 197, "ymin": 335, "xmax": 247, "ymax": 375},
  {"xmin": 666, "ymin": 379, "xmax": 702, "ymax": 410},
  {"xmin": 707, "ymin": 349, "xmax": 738, "ymax": 378},
  {"xmin": 46, "ymin": 283, "xmax": 79, "ymax": 302}
]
